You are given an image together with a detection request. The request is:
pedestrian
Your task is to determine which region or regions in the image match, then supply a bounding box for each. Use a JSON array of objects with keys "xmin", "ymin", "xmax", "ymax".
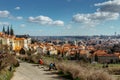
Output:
[
  {"xmin": 38, "ymin": 58, "xmax": 44, "ymax": 69},
  {"xmin": 39, "ymin": 58, "xmax": 44, "ymax": 65},
  {"xmin": 49, "ymin": 63, "xmax": 57, "ymax": 70}
]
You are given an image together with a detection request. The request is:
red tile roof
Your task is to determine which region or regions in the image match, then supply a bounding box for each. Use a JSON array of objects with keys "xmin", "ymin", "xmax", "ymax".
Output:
[{"xmin": 94, "ymin": 50, "xmax": 107, "ymax": 55}]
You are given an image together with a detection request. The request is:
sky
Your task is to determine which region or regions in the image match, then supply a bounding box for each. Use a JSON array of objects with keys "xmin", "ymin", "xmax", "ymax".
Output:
[{"xmin": 0, "ymin": 0, "xmax": 120, "ymax": 36}]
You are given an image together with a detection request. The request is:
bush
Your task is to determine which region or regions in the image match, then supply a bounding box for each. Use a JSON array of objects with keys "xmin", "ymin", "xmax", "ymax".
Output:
[
  {"xmin": 108, "ymin": 67, "xmax": 120, "ymax": 75},
  {"xmin": 0, "ymin": 53, "xmax": 19, "ymax": 71},
  {"xmin": 57, "ymin": 61, "xmax": 114, "ymax": 80},
  {"xmin": 0, "ymin": 70, "xmax": 14, "ymax": 80},
  {"xmin": 19, "ymin": 52, "xmax": 42, "ymax": 64}
]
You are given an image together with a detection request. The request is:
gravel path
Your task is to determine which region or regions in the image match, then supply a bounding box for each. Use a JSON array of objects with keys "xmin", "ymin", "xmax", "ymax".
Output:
[{"xmin": 11, "ymin": 61, "xmax": 67, "ymax": 80}]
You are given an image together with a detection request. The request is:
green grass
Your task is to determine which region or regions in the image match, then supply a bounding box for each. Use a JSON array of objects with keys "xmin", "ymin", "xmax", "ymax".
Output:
[
  {"xmin": 0, "ymin": 70, "xmax": 14, "ymax": 80},
  {"xmin": 108, "ymin": 64, "xmax": 120, "ymax": 67},
  {"xmin": 91, "ymin": 63, "xmax": 120, "ymax": 80}
]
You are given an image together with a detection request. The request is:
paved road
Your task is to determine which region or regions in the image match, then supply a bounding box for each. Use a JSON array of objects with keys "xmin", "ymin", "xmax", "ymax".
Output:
[{"xmin": 11, "ymin": 61, "xmax": 66, "ymax": 80}]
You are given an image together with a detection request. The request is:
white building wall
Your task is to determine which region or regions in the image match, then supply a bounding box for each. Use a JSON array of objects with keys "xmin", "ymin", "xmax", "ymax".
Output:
[
  {"xmin": 27, "ymin": 38, "xmax": 31, "ymax": 45},
  {"xmin": 7, "ymin": 38, "xmax": 10, "ymax": 46},
  {"xmin": 2, "ymin": 38, "xmax": 7, "ymax": 45},
  {"xmin": 24, "ymin": 39, "xmax": 28, "ymax": 49}
]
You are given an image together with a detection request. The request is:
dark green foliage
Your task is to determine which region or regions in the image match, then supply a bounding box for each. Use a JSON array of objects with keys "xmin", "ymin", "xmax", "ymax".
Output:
[
  {"xmin": 111, "ymin": 44, "xmax": 120, "ymax": 53},
  {"xmin": 57, "ymin": 71, "xmax": 73, "ymax": 80},
  {"xmin": 19, "ymin": 48, "xmax": 25, "ymax": 55},
  {"xmin": 31, "ymin": 39, "xmax": 37, "ymax": 44},
  {"xmin": 95, "ymin": 54, "xmax": 98, "ymax": 62},
  {"xmin": 2, "ymin": 25, "xmax": 14, "ymax": 36},
  {"xmin": 7, "ymin": 26, "xmax": 9, "ymax": 35},
  {"xmin": 10, "ymin": 26, "xmax": 14, "ymax": 35},
  {"xmin": 2, "ymin": 26, "xmax": 5, "ymax": 33},
  {"xmin": 19, "ymin": 49, "xmax": 42, "ymax": 64}
]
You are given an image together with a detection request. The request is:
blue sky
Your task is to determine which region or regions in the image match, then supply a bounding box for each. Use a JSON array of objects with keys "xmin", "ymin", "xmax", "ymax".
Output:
[{"xmin": 0, "ymin": 0, "xmax": 120, "ymax": 36}]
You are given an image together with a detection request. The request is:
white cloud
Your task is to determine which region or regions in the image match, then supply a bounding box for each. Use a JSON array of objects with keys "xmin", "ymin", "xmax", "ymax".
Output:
[
  {"xmin": 0, "ymin": 10, "xmax": 22, "ymax": 20},
  {"xmin": 16, "ymin": 16, "xmax": 23, "ymax": 20},
  {"xmin": 0, "ymin": 22, "xmax": 10, "ymax": 26},
  {"xmin": 28, "ymin": 15, "xmax": 64, "ymax": 26},
  {"xmin": 73, "ymin": 0, "xmax": 120, "ymax": 26},
  {"xmin": 20, "ymin": 24, "xmax": 26, "ymax": 27},
  {"xmin": 28, "ymin": 16, "xmax": 53, "ymax": 25},
  {"xmin": 95, "ymin": 0, "xmax": 120, "ymax": 6},
  {"xmin": 73, "ymin": 12, "xmax": 119, "ymax": 26},
  {"xmin": 9, "ymin": 15, "xmax": 23, "ymax": 20},
  {"xmin": 0, "ymin": 10, "xmax": 10, "ymax": 17},
  {"xmin": 94, "ymin": 0, "xmax": 120, "ymax": 13},
  {"xmin": 14, "ymin": 7, "xmax": 21, "ymax": 10},
  {"xmin": 53, "ymin": 20, "xmax": 64, "ymax": 26}
]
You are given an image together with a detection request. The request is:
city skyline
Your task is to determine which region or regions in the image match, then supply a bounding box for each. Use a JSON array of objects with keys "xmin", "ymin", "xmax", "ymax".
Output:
[{"xmin": 0, "ymin": 0, "xmax": 120, "ymax": 36}]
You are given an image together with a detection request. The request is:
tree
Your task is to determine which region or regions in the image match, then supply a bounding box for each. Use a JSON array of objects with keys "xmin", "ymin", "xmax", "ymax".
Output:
[
  {"xmin": 2, "ymin": 26, "xmax": 5, "ymax": 33},
  {"xmin": 10, "ymin": 25, "xmax": 14, "ymax": 35},
  {"xmin": 94, "ymin": 54, "xmax": 98, "ymax": 62},
  {"xmin": 20, "ymin": 48, "xmax": 25, "ymax": 55},
  {"xmin": 7, "ymin": 26, "xmax": 9, "ymax": 35}
]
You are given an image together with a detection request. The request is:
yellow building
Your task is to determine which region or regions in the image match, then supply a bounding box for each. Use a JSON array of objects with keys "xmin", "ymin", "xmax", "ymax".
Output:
[
  {"xmin": 0, "ymin": 32, "xmax": 31, "ymax": 51},
  {"xmin": 12, "ymin": 38, "xmax": 25, "ymax": 51}
]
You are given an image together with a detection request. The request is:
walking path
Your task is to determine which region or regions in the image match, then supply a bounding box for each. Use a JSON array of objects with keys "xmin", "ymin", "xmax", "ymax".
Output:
[{"xmin": 11, "ymin": 61, "xmax": 67, "ymax": 80}]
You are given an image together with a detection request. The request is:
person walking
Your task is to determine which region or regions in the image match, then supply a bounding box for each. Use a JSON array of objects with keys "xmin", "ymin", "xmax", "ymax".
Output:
[
  {"xmin": 38, "ymin": 58, "xmax": 44, "ymax": 69},
  {"xmin": 49, "ymin": 63, "xmax": 57, "ymax": 70}
]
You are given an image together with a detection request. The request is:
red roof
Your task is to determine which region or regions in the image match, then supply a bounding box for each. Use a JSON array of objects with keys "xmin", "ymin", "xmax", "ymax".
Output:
[
  {"xmin": 94, "ymin": 50, "xmax": 107, "ymax": 55},
  {"xmin": 97, "ymin": 54, "xmax": 118, "ymax": 57}
]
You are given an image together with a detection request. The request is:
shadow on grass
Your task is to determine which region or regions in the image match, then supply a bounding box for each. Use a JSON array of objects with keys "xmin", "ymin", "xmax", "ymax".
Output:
[
  {"xmin": 57, "ymin": 71, "xmax": 73, "ymax": 80},
  {"xmin": 44, "ymin": 70, "xmax": 73, "ymax": 80},
  {"xmin": 32, "ymin": 64, "xmax": 39, "ymax": 67},
  {"xmin": 55, "ymin": 71, "xmax": 80, "ymax": 80},
  {"xmin": 31, "ymin": 63, "xmax": 78, "ymax": 80}
]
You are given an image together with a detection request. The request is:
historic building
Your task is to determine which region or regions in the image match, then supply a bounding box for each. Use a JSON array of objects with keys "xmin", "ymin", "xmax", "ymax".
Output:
[{"xmin": 0, "ymin": 26, "xmax": 31, "ymax": 51}]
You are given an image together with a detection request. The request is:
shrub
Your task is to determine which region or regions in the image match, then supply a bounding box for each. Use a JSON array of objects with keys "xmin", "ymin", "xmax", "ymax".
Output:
[
  {"xmin": 56, "ymin": 61, "xmax": 114, "ymax": 80},
  {"xmin": 108, "ymin": 67, "xmax": 120, "ymax": 75},
  {"xmin": 0, "ymin": 69, "xmax": 14, "ymax": 80},
  {"xmin": 0, "ymin": 53, "xmax": 17, "ymax": 80},
  {"xmin": 0, "ymin": 53, "xmax": 19, "ymax": 71},
  {"xmin": 19, "ymin": 53, "xmax": 42, "ymax": 64}
]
